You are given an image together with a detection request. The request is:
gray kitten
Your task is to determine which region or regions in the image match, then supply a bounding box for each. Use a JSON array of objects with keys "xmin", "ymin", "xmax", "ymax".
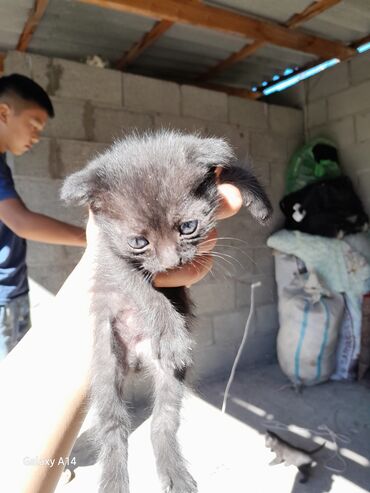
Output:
[{"xmin": 61, "ymin": 131, "xmax": 272, "ymax": 493}]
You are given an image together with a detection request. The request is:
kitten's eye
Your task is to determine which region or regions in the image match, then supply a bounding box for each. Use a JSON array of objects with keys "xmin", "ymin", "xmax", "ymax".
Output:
[
  {"xmin": 128, "ymin": 236, "xmax": 149, "ymax": 249},
  {"xmin": 179, "ymin": 220, "xmax": 198, "ymax": 235}
]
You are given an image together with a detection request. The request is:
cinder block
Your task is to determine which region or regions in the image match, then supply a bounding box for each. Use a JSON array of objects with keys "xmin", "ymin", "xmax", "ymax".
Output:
[
  {"xmin": 236, "ymin": 330, "xmax": 277, "ymax": 369},
  {"xmin": 306, "ymin": 100, "xmax": 327, "ymax": 128},
  {"xmin": 307, "ymin": 62, "xmax": 349, "ymax": 102},
  {"xmin": 228, "ymin": 96, "xmax": 268, "ymax": 129},
  {"xmin": 338, "ymin": 139, "xmax": 370, "ymax": 175},
  {"xmin": 3, "ymin": 51, "xmax": 49, "ymax": 91},
  {"xmin": 93, "ymin": 106, "xmax": 153, "ymax": 143},
  {"xmin": 123, "ymin": 73, "xmax": 180, "ymax": 115},
  {"xmin": 213, "ymin": 308, "xmax": 250, "ymax": 344},
  {"xmin": 28, "ymin": 263, "xmax": 76, "ymax": 295},
  {"xmin": 328, "ymin": 80, "xmax": 370, "ymax": 121},
  {"xmin": 190, "ymin": 280, "xmax": 235, "ymax": 315},
  {"xmin": 355, "ymin": 169, "xmax": 370, "ymax": 214},
  {"xmin": 14, "ymin": 176, "xmax": 86, "ymax": 225},
  {"xmin": 308, "ymin": 116, "xmax": 356, "ymax": 148},
  {"xmin": 54, "ymin": 139, "xmax": 108, "ymax": 178},
  {"xmin": 350, "ymin": 50, "xmax": 370, "ymax": 86},
  {"xmin": 154, "ymin": 114, "xmax": 207, "ymax": 134},
  {"xmin": 355, "ymin": 110, "xmax": 370, "ymax": 143},
  {"xmin": 269, "ymin": 105, "xmax": 304, "ymax": 136},
  {"xmin": 192, "ymin": 315, "xmax": 214, "ymax": 347},
  {"xmin": 43, "ymin": 98, "xmax": 87, "ymax": 141},
  {"xmin": 247, "ymin": 158, "xmax": 270, "ymax": 187},
  {"xmin": 286, "ymin": 135, "xmax": 305, "ymax": 160},
  {"xmin": 53, "ymin": 58, "xmax": 122, "ymax": 105},
  {"xmin": 236, "ymin": 274, "xmax": 276, "ymax": 308},
  {"xmin": 250, "ymin": 131, "xmax": 287, "ymax": 160},
  {"xmin": 13, "ymin": 138, "xmax": 50, "ymax": 178},
  {"xmin": 256, "ymin": 303, "xmax": 279, "ymax": 334},
  {"xmin": 191, "ymin": 341, "xmax": 238, "ymax": 382},
  {"xmin": 203, "ymin": 121, "xmax": 250, "ymax": 160},
  {"xmin": 27, "ymin": 242, "xmax": 84, "ymax": 267},
  {"xmin": 253, "ymin": 247, "xmax": 274, "ymax": 276},
  {"xmin": 181, "ymin": 85, "xmax": 228, "ymax": 122}
]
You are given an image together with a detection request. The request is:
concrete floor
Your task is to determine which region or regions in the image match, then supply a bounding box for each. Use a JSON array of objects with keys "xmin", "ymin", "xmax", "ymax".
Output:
[{"xmin": 56, "ymin": 364, "xmax": 370, "ymax": 493}]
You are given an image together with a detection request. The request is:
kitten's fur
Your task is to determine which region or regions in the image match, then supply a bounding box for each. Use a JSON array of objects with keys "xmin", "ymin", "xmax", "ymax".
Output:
[
  {"xmin": 62, "ymin": 131, "xmax": 272, "ymax": 493},
  {"xmin": 265, "ymin": 430, "xmax": 325, "ymax": 483}
]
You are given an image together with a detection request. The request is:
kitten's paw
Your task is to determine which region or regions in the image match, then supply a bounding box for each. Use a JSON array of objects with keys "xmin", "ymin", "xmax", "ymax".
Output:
[{"xmin": 161, "ymin": 471, "xmax": 198, "ymax": 493}]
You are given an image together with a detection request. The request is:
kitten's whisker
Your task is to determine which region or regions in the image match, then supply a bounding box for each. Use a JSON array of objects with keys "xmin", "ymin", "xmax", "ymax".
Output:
[
  {"xmin": 196, "ymin": 252, "xmax": 235, "ymax": 277},
  {"xmin": 212, "ymin": 244, "xmax": 256, "ymax": 266},
  {"xmin": 210, "ymin": 250, "xmax": 245, "ymax": 270}
]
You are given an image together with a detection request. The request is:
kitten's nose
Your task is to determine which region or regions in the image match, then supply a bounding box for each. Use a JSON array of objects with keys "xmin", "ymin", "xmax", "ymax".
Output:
[{"xmin": 159, "ymin": 245, "xmax": 179, "ymax": 270}]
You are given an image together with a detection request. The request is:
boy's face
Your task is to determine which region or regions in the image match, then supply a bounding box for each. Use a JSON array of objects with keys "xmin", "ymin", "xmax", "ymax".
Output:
[{"xmin": 0, "ymin": 102, "xmax": 48, "ymax": 156}]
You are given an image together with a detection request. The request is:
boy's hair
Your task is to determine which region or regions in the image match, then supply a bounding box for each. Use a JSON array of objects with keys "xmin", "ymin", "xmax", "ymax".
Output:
[{"xmin": 0, "ymin": 73, "xmax": 54, "ymax": 118}]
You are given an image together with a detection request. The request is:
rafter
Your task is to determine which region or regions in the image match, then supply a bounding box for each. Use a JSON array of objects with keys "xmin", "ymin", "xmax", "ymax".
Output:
[
  {"xmin": 16, "ymin": 0, "xmax": 49, "ymax": 52},
  {"xmin": 78, "ymin": 0, "xmax": 354, "ymax": 60},
  {"xmin": 198, "ymin": 0, "xmax": 343, "ymax": 82},
  {"xmin": 116, "ymin": 20, "xmax": 173, "ymax": 70}
]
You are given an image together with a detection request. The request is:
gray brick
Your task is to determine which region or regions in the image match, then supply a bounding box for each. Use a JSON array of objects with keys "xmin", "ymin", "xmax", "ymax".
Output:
[
  {"xmin": 203, "ymin": 121, "xmax": 249, "ymax": 160},
  {"xmin": 14, "ymin": 177, "xmax": 85, "ymax": 225},
  {"xmin": 269, "ymin": 105, "xmax": 304, "ymax": 136},
  {"xmin": 350, "ymin": 50, "xmax": 370, "ymax": 86},
  {"xmin": 123, "ymin": 74, "xmax": 180, "ymax": 115},
  {"xmin": 13, "ymin": 138, "xmax": 50, "ymax": 178},
  {"xmin": 181, "ymin": 86, "xmax": 228, "ymax": 122},
  {"xmin": 27, "ymin": 242, "xmax": 84, "ymax": 267},
  {"xmin": 256, "ymin": 303, "xmax": 279, "ymax": 334},
  {"xmin": 286, "ymin": 135, "xmax": 305, "ymax": 161},
  {"xmin": 190, "ymin": 280, "xmax": 235, "ymax": 315},
  {"xmin": 338, "ymin": 140, "xmax": 370, "ymax": 175},
  {"xmin": 53, "ymin": 58, "xmax": 122, "ymax": 105},
  {"xmin": 228, "ymin": 96, "xmax": 268, "ymax": 129},
  {"xmin": 236, "ymin": 330, "xmax": 277, "ymax": 368},
  {"xmin": 154, "ymin": 114, "xmax": 207, "ymax": 134},
  {"xmin": 250, "ymin": 131, "xmax": 287, "ymax": 160},
  {"xmin": 248, "ymin": 158, "xmax": 270, "ymax": 187},
  {"xmin": 328, "ymin": 80, "xmax": 370, "ymax": 121},
  {"xmin": 192, "ymin": 315, "xmax": 214, "ymax": 347},
  {"xmin": 308, "ymin": 116, "xmax": 356, "ymax": 148},
  {"xmin": 306, "ymin": 100, "xmax": 327, "ymax": 128},
  {"xmin": 253, "ymin": 247, "xmax": 274, "ymax": 276},
  {"xmin": 43, "ymin": 99, "xmax": 87, "ymax": 141},
  {"xmin": 213, "ymin": 308, "xmax": 250, "ymax": 344},
  {"xmin": 28, "ymin": 263, "xmax": 77, "ymax": 295},
  {"xmin": 236, "ymin": 274, "xmax": 276, "ymax": 308},
  {"xmin": 54, "ymin": 139, "xmax": 108, "ymax": 178},
  {"xmin": 3, "ymin": 51, "xmax": 49, "ymax": 91},
  {"xmin": 355, "ymin": 110, "xmax": 370, "ymax": 143},
  {"xmin": 192, "ymin": 341, "xmax": 238, "ymax": 382},
  {"xmin": 307, "ymin": 62, "xmax": 349, "ymax": 102},
  {"xmin": 93, "ymin": 106, "xmax": 152, "ymax": 143}
]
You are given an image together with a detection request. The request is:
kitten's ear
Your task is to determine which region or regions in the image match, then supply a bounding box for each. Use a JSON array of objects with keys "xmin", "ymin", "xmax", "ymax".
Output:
[
  {"xmin": 187, "ymin": 136, "xmax": 235, "ymax": 167},
  {"xmin": 218, "ymin": 165, "xmax": 273, "ymax": 224},
  {"xmin": 60, "ymin": 165, "xmax": 105, "ymax": 212}
]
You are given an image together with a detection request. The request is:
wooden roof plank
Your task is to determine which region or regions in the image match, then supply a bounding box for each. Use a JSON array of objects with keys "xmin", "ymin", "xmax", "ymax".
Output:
[
  {"xmin": 77, "ymin": 0, "xmax": 355, "ymax": 60},
  {"xmin": 16, "ymin": 0, "xmax": 49, "ymax": 52},
  {"xmin": 198, "ymin": 0, "xmax": 343, "ymax": 82},
  {"xmin": 116, "ymin": 19, "xmax": 174, "ymax": 70}
]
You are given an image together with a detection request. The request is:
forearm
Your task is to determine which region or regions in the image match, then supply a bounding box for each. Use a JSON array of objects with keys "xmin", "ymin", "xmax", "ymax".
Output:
[
  {"xmin": 18, "ymin": 211, "xmax": 86, "ymax": 246},
  {"xmin": 0, "ymin": 254, "xmax": 93, "ymax": 492}
]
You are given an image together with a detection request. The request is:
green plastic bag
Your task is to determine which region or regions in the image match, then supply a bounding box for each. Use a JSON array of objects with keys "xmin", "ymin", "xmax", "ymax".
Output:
[{"xmin": 285, "ymin": 137, "xmax": 342, "ymax": 194}]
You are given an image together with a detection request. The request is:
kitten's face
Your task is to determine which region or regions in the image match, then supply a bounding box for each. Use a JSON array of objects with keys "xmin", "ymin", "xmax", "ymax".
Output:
[{"xmin": 95, "ymin": 166, "xmax": 219, "ymax": 275}]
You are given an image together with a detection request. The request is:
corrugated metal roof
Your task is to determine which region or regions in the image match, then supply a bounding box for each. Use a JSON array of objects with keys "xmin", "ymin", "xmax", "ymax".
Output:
[{"xmin": 1, "ymin": 0, "xmax": 369, "ymax": 92}]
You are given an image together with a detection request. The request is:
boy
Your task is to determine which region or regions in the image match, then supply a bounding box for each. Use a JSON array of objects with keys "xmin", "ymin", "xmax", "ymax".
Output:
[{"xmin": 0, "ymin": 73, "xmax": 86, "ymax": 359}]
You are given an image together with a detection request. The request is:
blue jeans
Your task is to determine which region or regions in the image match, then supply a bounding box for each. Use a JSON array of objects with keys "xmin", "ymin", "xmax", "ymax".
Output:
[{"xmin": 0, "ymin": 294, "xmax": 31, "ymax": 361}]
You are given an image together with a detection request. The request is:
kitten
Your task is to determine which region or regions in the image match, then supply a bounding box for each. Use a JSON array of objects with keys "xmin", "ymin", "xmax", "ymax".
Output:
[
  {"xmin": 61, "ymin": 131, "xmax": 272, "ymax": 493},
  {"xmin": 265, "ymin": 429, "xmax": 325, "ymax": 483}
]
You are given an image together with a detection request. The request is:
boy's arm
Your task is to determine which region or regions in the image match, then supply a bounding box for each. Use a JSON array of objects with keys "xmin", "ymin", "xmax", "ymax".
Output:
[{"xmin": 0, "ymin": 196, "xmax": 86, "ymax": 246}]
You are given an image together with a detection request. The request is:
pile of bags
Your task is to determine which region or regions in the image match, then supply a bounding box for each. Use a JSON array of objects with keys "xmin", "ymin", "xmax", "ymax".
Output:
[{"xmin": 269, "ymin": 138, "xmax": 370, "ymax": 387}]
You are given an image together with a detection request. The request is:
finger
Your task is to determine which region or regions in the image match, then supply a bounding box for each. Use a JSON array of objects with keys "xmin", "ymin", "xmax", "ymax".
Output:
[
  {"xmin": 154, "ymin": 254, "xmax": 213, "ymax": 288},
  {"xmin": 216, "ymin": 183, "xmax": 243, "ymax": 220},
  {"xmin": 198, "ymin": 228, "xmax": 217, "ymax": 253}
]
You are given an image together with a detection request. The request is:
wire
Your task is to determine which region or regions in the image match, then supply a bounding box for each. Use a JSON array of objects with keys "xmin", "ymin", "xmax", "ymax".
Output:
[{"xmin": 221, "ymin": 281, "xmax": 261, "ymax": 414}]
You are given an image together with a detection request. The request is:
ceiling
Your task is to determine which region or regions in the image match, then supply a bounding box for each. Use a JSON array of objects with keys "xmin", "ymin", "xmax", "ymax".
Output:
[{"xmin": 0, "ymin": 0, "xmax": 369, "ymax": 98}]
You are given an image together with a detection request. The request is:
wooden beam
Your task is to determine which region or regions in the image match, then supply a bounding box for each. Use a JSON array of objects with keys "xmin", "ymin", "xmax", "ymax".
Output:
[
  {"xmin": 116, "ymin": 20, "xmax": 173, "ymax": 70},
  {"xmin": 198, "ymin": 0, "xmax": 342, "ymax": 82},
  {"xmin": 286, "ymin": 0, "xmax": 342, "ymax": 28},
  {"xmin": 351, "ymin": 33, "xmax": 370, "ymax": 49},
  {"xmin": 16, "ymin": 0, "xmax": 49, "ymax": 52},
  {"xmin": 78, "ymin": 0, "xmax": 354, "ymax": 60},
  {"xmin": 195, "ymin": 82, "xmax": 262, "ymax": 100}
]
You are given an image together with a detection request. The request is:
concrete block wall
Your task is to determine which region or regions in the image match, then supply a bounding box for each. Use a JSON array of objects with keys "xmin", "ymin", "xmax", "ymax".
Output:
[
  {"xmin": 268, "ymin": 49, "xmax": 370, "ymax": 215},
  {"xmin": 4, "ymin": 51, "xmax": 304, "ymax": 384}
]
